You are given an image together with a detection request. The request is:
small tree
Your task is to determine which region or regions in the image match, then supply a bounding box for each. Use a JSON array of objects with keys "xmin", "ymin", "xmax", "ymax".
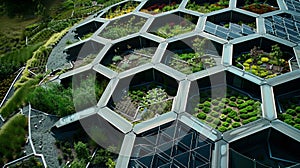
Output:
[{"xmin": 74, "ymin": 141, "xmax": 89, "ymax": 161}]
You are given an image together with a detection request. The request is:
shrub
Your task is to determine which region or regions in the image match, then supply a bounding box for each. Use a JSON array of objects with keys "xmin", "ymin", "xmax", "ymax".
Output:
[
  {"xmin": 237, "ymin": 99, "xmax": 244, "ymax": 104},
  {"xmin": 242, "ymin": 120, "xmax": 250, "ymax": 125},
  {"xmin": 222, "ymin": 108, "xmax": 232, "ymax": 114},
  {"xmin": 240, "ymin": 114, "xmax": 249, "ymax": 119},
  {"xmin": 194, "ymin": 108, "xmax": 200, "ymax": 112},
  {"xmin": 197, "ymin": 104, "xmax": 204, "ymax": 109},
  {"xmin": 261, "ymin": 57, "xmax": 269, "ymax": 63},
  {"xmin": 248, "ymin": 116, "xmax": 257, "ymax": 122},
  {"xmin": 296, "ymin": 106, "xmax": 300, "ymax": 112},
  {"xmin": 239, "ymin": 108, "xmax": 248, "ymax": 114},
  {"xmin": 211, "ymin": 111, "xmax": 220, "ymax": 117},
  {"xmin": 246, "ymin": 106, "xmax": 254, "ymax": 112},
  {"xmin": 284, "ymin": 119, "xmax": 295, "ymax": 126},
  {"xmin": 230, "ymin": 96, "xmax": 236, "ymax": 101},
  {"xmin": 218, "ymin": 126, "xmax": 227, "ymax": 132},
  {"xmin": 294, "ymin": 124, "xmax": 300, "ymax": 130},
  {"xmin": 218, "ymin": 103, "xmax": 226, "ymax": 108},
  {"xmin": 282, "ymin": 113, "xmax": 293, "ymax": 120},
  {"xmin": 202, "ymin": 107, "xmax": 211, "ymax": 113},
  {"xmin": 112, "ymin": 55, "xmax": 123, "ymax": 62},
  {"xmin": 221, "ymin": 98, "xmax": 229, "ymax": 104},
  {"xmin": 197, "ymin": 112, "xmax": 207, "ymax": 120},
  {"xmin": 222, "ymin": 122, "xmax": 229, "ymax": 127},
  {"xmin": 228, "ymin": 111, "xmax": 238, "ymax": 118},
  {"xmin": 294, "ymin": 118, "xmax": 300, "ymax": 124},
  {"xmin": 233, "ymin": 116, "xmax": 240, "ymax": 122},
  {"xmin": 238, "ymin": 103, "xmax": 248, "ymax": 109},
  {"xmin": 246, "ymin": 100, "xmax": 255, "ymax": 105},
  {"xmin": 243, "ymin": 96, "xmax": 249, "ymax": 100},
  {"xmin": 206, "ymin": 116, "xmax": 213, "ymax": 122},
  {"xmin": 203, "ymin": 101, "xmax": 211, "ymax": 107},
  {"xmin": 226, "ymin": 118, "xmax": 232, "ymax": 123},
  {"xmin": 248, "ymin": 111, "xmax": 258, "ymax": 117},
  {"xmin": 219, "ymin": 114, "xmax": 227, "ymax": 121},
  {"xmin": 213, "ymin": 119, "xmax": 221, "ymax": 126},
  {"xmin": 229, "ymin": 102, "xmax": 237, "ymax": 107},
  {"xmin": 286, "ymin": 109, "xmax": 297, "ymax": 116},
  {"xmin": 232, "ymin": 122, "xmax": 241, "ymax": 128}
]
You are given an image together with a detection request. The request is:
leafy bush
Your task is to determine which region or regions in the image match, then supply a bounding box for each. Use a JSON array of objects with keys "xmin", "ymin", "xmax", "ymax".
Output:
[
  {"xmin": 228, "ymin": 111, "xmax": 238, "ymax": 118},
  {"xmin": 219, "ymin": 114, "xmax": 227, "ymax": 121},
  {"xmin": 211, "ymin": 99, "xmax": 219, "ymax": 106},
  {"xmin": 240, "ymin": 114, "xmax": 249, "ymax": 119},
  {"xmin": 229, "ymin": 96, "xmax": 236, "ymax": 101},
  {"xmin": 221, "ymin": 98, "xmax": 229, "ymax": 104},
  {"xmin": 295, "ymin": 106, "xmax": 300, "ymax": 112},
  {"xmin": 237, "ymin": 99, "xmax": 244, "ymax": 104},
  {"xmin": 202, "ymin": 107, "xmax": 211, "ymax": 113},
  {"xmin": 232, "ymin": 122, "xmax": 241, "ymax": 128},
  {"xmin": 229, "ymin": 101, "xmax": 237, "ymax": 107},
  {"xmin": 294, "ymin": 124, "xmax": 300, "ymax": 130},
  {"xmin": 233, "ymin": 116, "xmax": 240, "ymax": 122},
  {"xmin": 294, "ymin": 118, "xmax": 300, "ymax": 124},
  {"xmin": 284, "ymin": 119, "xmax": 295, "ymax": 126},
  {"xmin": 246, "ymin": 106, "xmax": 254, "ymax": 112},
  {"xmin": 222, "ymin": 122, "xmax": 229, "ymax": 127},
  {"xmin": 213, "ymin": 106, "xmax": 221, "ymax": 112},
  {"xmin": 197, "ymin": 112, "xmax": 207, "ymax": 120},
  {"xmin": 203, "ymin": 101, "xmax": 211, "ymax": 107},
  {"xmin": 222, "ymin": 108, "xmax": 232, "ymax": 114},
  {"xmin": 286, "ymin": 109, "xmax": 297, "ymax": 116},
  {"xmin": 218, "ymin": 126, "xmax": 227, "ymax": 132},
  {"xmin": 239, "ymin": 108, "xmax": 248, "ymax": 114},
  {"xmin": 226, "ymin": 118, "xmax": 232, "ymax": 123}
]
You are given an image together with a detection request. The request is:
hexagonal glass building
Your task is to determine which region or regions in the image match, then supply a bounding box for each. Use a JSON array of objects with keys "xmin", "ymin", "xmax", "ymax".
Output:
[{"xmin": 45, "ymin": 0, "xmax": 300, "ymax": 167}]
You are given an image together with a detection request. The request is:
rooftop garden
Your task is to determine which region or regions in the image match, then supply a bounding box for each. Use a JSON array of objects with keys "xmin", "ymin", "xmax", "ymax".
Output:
[
  {"xmin": 102, "ymin": 1, "xmax": 140, "ymax": 19},
  {"xmin": 163, "ymin": 37, "xmax": 220, "ymax": 74},
  {"xmin": 109, "ymin": 70, "xmax": 178, "ymax": 123},
  {"xmin": 235, "ymin": 44, "xmax": 291, "ymax": 79},
  {"xmin": 190, "ymin": 86, "xmax": 262, "ymax": 133},
  {"xmin": 101, "ymin": 37, "xmax": 158, "ymax": 72},
  {"xmin": 149, "ymin": 13, "xmax": 197, "ymax": 39},
  {"xmin": 140, "ymin": 1, "xmax": 180, "ymax": 15},
  {"xmin": 112, "ymin": 83, "xmax": 174, "ymax": 122},
  {"xmin": 186, "ymin": 0, "xmax": 229, "ymax": 13},
  {"xmin": 98, "ymin": 15, "xmax": 146, "ymax": 40},
  {"xmin": 277, "ymin": 94, "xmax": 300, "ymax": 130},
  {"xmin": 239, "ymin": 0, "xmax": 278, "ymax": 14}
]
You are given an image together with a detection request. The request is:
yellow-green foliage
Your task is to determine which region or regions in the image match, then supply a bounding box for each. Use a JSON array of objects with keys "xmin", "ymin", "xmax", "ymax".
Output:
[
  {"xmin": 0, "ymin": 114, "xmax": 27, "ymax": 164},
  {"xmin": 0, "ymin": 78, "xmax": 39, "ymax": 118}
]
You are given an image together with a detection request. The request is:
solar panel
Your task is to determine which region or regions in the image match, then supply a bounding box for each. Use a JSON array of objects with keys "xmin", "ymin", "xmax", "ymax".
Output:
[
  {"xmin": 265, "ymin": 25, "xmax": 274, "ymax": 34},
  {"xmin": 286, "ymin": 28, "xmax": 299, "ymax": 36},
  {"xmin": 285, "ymin": 22, "xmax": 296, "ymax": 30},
  {"xmin": 274, "ymin": 23, "xmax": 286, "ymax": 32},
  {"xmin": 242, "ymin": 24, "xmax": 255, "ymax": 35},
  {"xmin": 215, "ymin": 30, "xmax": 228, "ymax": 39},
  {"xmin": 229, "ymin": 23, "xmax": 242, "ymax": 33},
  {"xmin": 216, "ymin": 25, "xmax": 229, "ymax": 33},
  {"xmin": 284, "ymin": 18, "xmax": 294, "ymax": 25},
  {"xmin": 206, "ymin": 21, "xmax": 216, "ymax": 28},
  {"xmin": 276, "ymin": 30, "xmax": 288, "ymax": 39},
  {"xmin": 288, "ymin": 35, "xmax": 300, "ymax": 43},
  {"xmin": 265, "ymin": 19, "xmax": 273, "ymax": 27},
  {"xmin": 204, "ymin": 25, "xmax": 216, "ymax": 35},
  {"xmin": 273, "ymin": 15, "xmax": 283, "ymax": 23},
  {"xmin": 228, "ymin": 31, "xmax": 242, "ymax": 39}
]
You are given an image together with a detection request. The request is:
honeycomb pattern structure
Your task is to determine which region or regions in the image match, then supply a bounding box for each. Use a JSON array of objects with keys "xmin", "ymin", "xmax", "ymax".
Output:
[{"xmin": 52, "ymin": 0, "xmax": 300, "ymax": 167}]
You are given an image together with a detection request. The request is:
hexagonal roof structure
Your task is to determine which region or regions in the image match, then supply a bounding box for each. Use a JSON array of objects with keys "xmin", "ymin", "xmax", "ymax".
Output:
[{"xmin": 46, "ymin": 0, "xmax": 300, "ymax": 167}]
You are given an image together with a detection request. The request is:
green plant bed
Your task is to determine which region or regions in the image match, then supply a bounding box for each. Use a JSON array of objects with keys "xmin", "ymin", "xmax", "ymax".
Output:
[
  {"xmin": 103, "ymin": 1, "xmax": 139, "ymax": 19},
  {"xmin": 193, "ymin": 87, "xmax": 262, "ymax": 132},
  {"xmin": 235, "ymin": 44, "xmax": 291, "ymax": 79},
  {"xmin": 140, "ymin": 2, "xmax": 179, "ymax": 15},
  {"xmin": 112, "ymin": 83, "xmax": 174, "ymax": 122},
  {"xmin": 0, "ymin": 114, "xmax": 28, "ymax": 164},
  {"xmin": 186, "ymin": 0, "xmax": 229, "ymax": 13},
  {"xmin": 278, "ymin": 96, "xmax": 300, "ymax": 130},
  {"xmin": 99, "ymin": 16, "xmax": 146, "ymax": 40},
  {"xmin": 0, "ymin": 74, "xmax": 17, "ymax": 102},
  {"xmin": 242, "ymin": 3, "xmax": 278, "ymax": 14},
  {"xmin": 107, "ymin": 48, "xmax": 155, "ymax": 72},
  {"xmin": 153, "ymin": 19, "xmax": 196, "ymax": 38}
]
